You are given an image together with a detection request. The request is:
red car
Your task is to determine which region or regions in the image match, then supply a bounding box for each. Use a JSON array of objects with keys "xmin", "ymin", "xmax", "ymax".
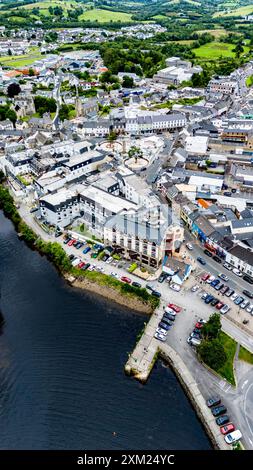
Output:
[
  {"xmin": 168, "ymin": 303, "xmax": 181, "ymax": 313},
  {"xmin": 195, "ymin": 322, "xmax": 204, "ymax": 329},
  {"xmin": 201, "ymin": 273, "xmax": 210, "ymax": 282},
  {"xmin": 78, "ymin": 261, "xmax": 85, "ymax": 269},
  {"xmin": 68, "ymin": 239, "xmax": 76, "ymax": 246},
  {"xmin": 216, "ymin": 302, "xmax": 224, "ymax": 310},
  {"xmin": 220, "ymin": 423, "xmax": 235, "ymax": 435},
  {"xmin": 121, "ymin": 276, "xmax": 131, "ymax": 284}
]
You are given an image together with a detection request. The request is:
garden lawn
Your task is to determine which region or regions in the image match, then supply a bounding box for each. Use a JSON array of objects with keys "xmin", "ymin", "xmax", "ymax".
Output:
[
  {"xmin": 239, "ymin": 346, "xmax": 253, "ymax": 365},
  {"xmin": 193, "ymin": 41, "xmax": 249, "ymax": 59},
  {"xmin": 216, "ymin": 332, "xmax": 237, "ymax": 385}
]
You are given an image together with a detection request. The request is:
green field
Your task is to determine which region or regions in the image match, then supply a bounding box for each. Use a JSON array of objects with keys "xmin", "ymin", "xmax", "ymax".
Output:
[
  {"xmin": 193, "ymin": 41, "xmax": 249, "ymax": 59},
  {"xmin": 214, "ymin": 4, "xmax": 253, "ymax": 17},
  {"xmin": 239, "ymin": 346, "xmax": 253, "ymax": 364},
  {"xmin": 79, "ymin": 8, "xmax": 134, "ymax": 23},
  {"xmin": 0, "ymin": 47, "xmax": 43, "ymax": 68},
  {"xmin": 16, "ymin": 0, "xmax": 79, "ymax": 11},
  {"xmin": 196, "ymin": 28, "xmax": 228, "ymax": 38}
]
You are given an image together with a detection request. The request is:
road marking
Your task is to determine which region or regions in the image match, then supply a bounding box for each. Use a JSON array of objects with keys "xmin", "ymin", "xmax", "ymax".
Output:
[
  {"xmin": 243, "ymin": 383, "xmax": 253, "ymax": 439},
  {"xmin": 242, "ymin": 380, "xmax": 249, "ymax": 390},
  {"xmin": 249, "ymin": 438, "xmax": 253, "ymax": 447}
]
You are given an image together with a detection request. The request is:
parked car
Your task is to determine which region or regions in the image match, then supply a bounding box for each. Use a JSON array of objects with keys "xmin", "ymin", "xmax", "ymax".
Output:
[
  {"xmin": 220, "ymin": 423, "xmax": 235, "ymax": 435},
  {"xmin": 158, "ymin": 273, "xmax": 168, "ymax": 283},
  {"xmin": 121, "ymin": 276, "xmax": 131, "ymax": 284},
  {"xmin": 206, "ymin": 396, "xmax": 221, "ymax": 408},
  {"xmin": 69, "ymin": 254, "xmax": 75, "ymax": 261},
  {"xmin": 220, "ymin": 304, "xmax": 230, "ymax": 314},
  {"xmin": 81, "ymin": 263, "xmax": 90, "ymax": 271},
  {"xmin": 220, "ymin": 285, "xmax": 229, "ymax": 295},
  {"xmin": 224, "ymin": 430, "xmax": 242, "ymax": 444},
  {"xmin": 234, "ymin": 296, "xmax": 244, "ymax": 305},
  {"xmin": 156, "ymin": 327, "xmax": 168, "ymax": 336},
  {"xmin": 223, "ymin": 262, "xmax": 233, "ymax": 271},
  {"xmin": 233, "ymin": 268, "xmax": 243, "ymax": 277},
  {"xmin": 213, "ymin": 255, "xmax": 222, "ymax": 264},
  {"xmin": 195, "ymin": 322, "xmax": 204, "ymax": 329},
  {"xmin": 216, "ymin": 302, "xmax": 224, "ymax": 310},
  {"xmin": 218, "ymin": 273, "xmax": 229, "ymax": 282},
  {"xmin": 154, "ymin": 332, "xmax": 166, "ymax": 342},
  {"xmin": 170, "ymin": 283, "xmax": 181, "ymax": 292},
  {"xmin": 78, "ymin": 261, "xmax": 85, "ymax": 269},
  {"xmin": 190, "ymin": 331, "xmax": 201, "ymax": 340},
  {"xmin": 225, "ymin": 288, "xmax": 234, "ymax": 297},
  {"xmin": 159, "ymin": 322, "xmax": 170, "ymax": 331},
  {"xmin": 230, "ymin": 292, "xmax": 239, "ymax": 302},
  {"xmin": 215, "ymin": 282, "xmax": 224, "ymax": 291},
  {"xmin": 197, "ymin": 257, "xmax": 206, "ymax": 265},
  {"xmin": 243, "ymin": 274, "xmax": 253, "ymax": 284},
  {"xmin": 152, "ymin": 290, "xmax": 161, "ymax": 298},
  {"xmin": 132, "ymin": 281, "xmax": 141, "ymax": 288},
  {"xmin": 204, "ymin": 249, "xmax": 213, "ymax": 257},
  {"xmin": 201, "ymin": 273, "xmax": 210, "ymax": 282},
  {"xmin": 164, "ymin": 307, "xmax": 176, "ymax": 316},
  {"xmin": 211, "ymin": 279, "xmax": 220, "ymax": 287},
  {"xmin": 63, "ymin": 237, "xmax": 70, "ymax": 244},
  {"xmin": 186, "ymin": 243, "xmax": 193, "ymax": 250},
  {"xmin": 165, "ymin": 313, "xmax": 176, "ymax": 322},
  {"xmin": 205, "ymin": 275, "xmax": 215, "ymax": 285},
  {"xmin": 68, "ymin": 239, "xmax": 76, "ymax": 246},
  {"xmin": 162, "ymin": 316, "xmax": 173, "ymax": 326},
  {"xmin": 240, "ymin": 299, "xmax": 249, "ymax": 309},
  {"xmin": 211, "ymin": 405, "xmax": 227, "ymax": 417},
  {"xmin": 242, "ymin": 290, "xmax": 253, "ymax": 299},
  {"xmin": 201, "ymin": 292, "xmax": 208, "ymax": 300},
  {"xmin": 146, "ymin": 283, "xmax": 155, "ymax": 291},
  {"xmin": 191, "ymin": 284, "xmax": 199, "ymax": 292},
  {"xmin": 205, "ymin": 295, "xmax": 214, "ymax": 304},
  {"xmin": 187, "ymin": 336, "xmax": 201, "ymax": 346},
  {"xmin": 168, "ymin": 303, "xmax": 182, "ymax": 313},
  {"xmin": 106, "ymin": 257, "xmax": 113, "ymax": 264},
  {"xmin": 216, "ymin": 415, "xmax": 230, "ymax": 426},
  {"xmin": 246, "ymin": 304, "xmax": 253, "ymax": 314},
  {"xmin": 83, "ymin": 246, "xmax": 91, "ymax": 254},
  {"xmin": 110, "ymin": 271, "xmax": 119, "ymax": 278}
]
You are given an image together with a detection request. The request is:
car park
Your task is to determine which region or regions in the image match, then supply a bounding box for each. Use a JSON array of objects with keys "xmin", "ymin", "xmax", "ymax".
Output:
[
  {"xmin": 220, "ymin": 423, "xmax": 235, "ymax": 435},
  {"xmin": 210, "ymin": 279, "xmax": 220, "ymax": 287},
  {"xmin": 234, "ymin": 296, "xmax": 244, "ymax": 305},
  {"xmin": 223, "ymin": 263, "xmax": 233, "ymax": 271},
  {"xmin": 225, "ymin": 288, "xmax": 234, "ymax": 297},
  {"xmin": 154, "ymin": 332, "xmax": 166, "ymax": 342},
  {"xmin": 195, "ymin": 322, "xmax": 204, "ymax": 329},
  {"xmin": 197, "ymin": 257, "xmax": 206, "ymax": 265},
  {"xmin": 211, "ymin": 405, "xmax": 227, "ymax": 417},
  {"xmin": 213, "ymin": 255, "xmax": 222, "ymax": 264},
  {"xmin": 220, "ymin": 285, "xmax": 229, "ymax": 295},
  {"xmin": 201, "ymin": 273, "xmax": 210, "ymax": 282},
  {"xmin": 164, "ymin": 307, "xmax": 176, "ymax": 316},
  {"xmin": 187, "ymin": 336, "xmax": 201, "ymax": 346},
  {"xmin": 240, "ymin": 299, "xmax": 249, "ymax": 309},
  {"xmin": 63, "ymin": 237, "xmax": 70, "ymax": 244},
  {"xmin": 186, "ymin": 243, "xmax": 193, "ymax": 250},
  {"xmin": 132, "ymin": 281, "xmax": 141, "ymax": 288},
  {"xmin": 78, "ymin": 261, "xmax": 85, "ymax": 269},
  {"xmin": 215, "ymin": 282, "xmax": 224, "ymax": 291},
  {"xmin": 204, "ymin": 249, "xmax": 212, "ymax": 257},
  {"xmin": 162, "ymin": 316, "xmax": 173, "ymax": 326},
  {"xmin": 216, "ymin": 415, "xmax": 230, "ymax": 426},
  {"xmin": 110, "ymin": 271, "xmax": 119, "ymax": 278},
  {"xmin": 242, "ymin": 290, "xmax": 253, "ymax": 299},
  {"xmin": 224, "ymin": 430, "xmax": 242, "ymax": 444},
  {"xmin": 106, "ymin": 257, "xmax": 113, "ymax": 264},
  {"xmin": 121, "ymin": 276, "xmax": 131, "ymax": 284},
  {"xmin": 72, "ymin": 258, "xmax": 81, "ymax": 267},
  {"xmin": 201, "ymin": 292, "xmax": 208, "ymax": 300},
  {"xmin": 220, "ymin": 304, "xmax": 230, "ymax": 314},
  {"xmin": 168, "ymin": 304, "xmax": 182, "ymax": 313},
  {"xmin": 165, "ymin": 313, "xmax": 176, "ymax": 322},
  {"xmin": 206, "ymin": 396, "xmax": 221, "ymax": 408},
  {"xmin": 83, "ymin": 246, "xmax": 91, "ymax": 254},
  {"xmin": 233, "ymin": 268, "xmax": 243, "ymax": 277},
  {"xmin": 68, "ymin": 239, "xmax": 76, "ymax": 246},
  {"xmin": 69, "ymin": 254, "xmax": 75, "ymax": 261},
  {"xmin": 231, "ymin": 292, "xmax": 239, "ymax": 302},
  {"xmin": 206, "ymin": 275, "xmax": 215, "ymax": 284},
  {"xmin": 190, "ymin": 331, "xmax": 201, "ymax": 340},
  {"xmin": 170, "ymin": 283, "xmax": 181, "ymax": 292},
  {"xmin": 191, "ymin": 284, "xmax": 199, "ymax": 292},
  {"xmin": 82, "ymin": 263, "xmax": 90, "ymax": 271},
  {"xmin": 146, "ymin": 283, "xmax": 155, "ymax": 291},
  {"xmin": 218, "ymin": 273, "xmax": 229, "ymax": 282}
]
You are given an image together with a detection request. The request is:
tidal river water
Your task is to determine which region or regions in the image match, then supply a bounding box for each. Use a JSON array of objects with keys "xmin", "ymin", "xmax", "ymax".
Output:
[{"xmin": 0, "ymin": 211, "xmax": 211, "ymax": 449}]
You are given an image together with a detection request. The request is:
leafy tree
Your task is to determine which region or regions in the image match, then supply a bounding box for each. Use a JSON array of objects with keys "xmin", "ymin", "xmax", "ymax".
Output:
[
  {"xmin": 202, "ymin": 313, "xmax": 221, "ymax": 340},
  {"xmin": 122, "ymin": 75, "xmax": 134, "ymax": 88},
  {"xmin": 198, "ymin": 339, "xmax": 227, "ymax": 370},
  {"xmin": 7, "ymin": 82, "xmax": 21, "ymax": 98},
  {"xmin": 34, "ymin": 96, "xmax": 56, "ymax": 116},
  {"xmin": 28, "ymin": 68, "xmax": 35, "ymax": 76},
  {"xmin": 128, "ymin": 146, "xmax": 143, "ymax": 164},
  {"xmin": 99, "ymin": 71, "xmax": 119, "ymax": 84}
]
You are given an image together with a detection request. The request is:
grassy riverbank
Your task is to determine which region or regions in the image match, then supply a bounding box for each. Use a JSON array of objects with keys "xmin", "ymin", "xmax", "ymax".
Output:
[{"xmin": 0, "ymin": 177, "xmax": 158, "ymax": 312}]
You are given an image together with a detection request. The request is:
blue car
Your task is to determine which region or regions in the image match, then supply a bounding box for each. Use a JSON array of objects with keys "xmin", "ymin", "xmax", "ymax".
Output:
[
  {"xmin": 83, "ymin": 246, "xmax": 91, "ymax": 254},
  {"xmin": 205, "ymin": 295, "xmax": 214, "ymax": 304},
  {"xmin": 211, "ymin": 279, "xmax": 220, "ymax": 287},
  {"xmin": 197, "ymin": 257, "xmax": 206, "ymax": 265},
  {"xmin": 159, "ymin": 322, "xmax": 170, "ymax": 331}
]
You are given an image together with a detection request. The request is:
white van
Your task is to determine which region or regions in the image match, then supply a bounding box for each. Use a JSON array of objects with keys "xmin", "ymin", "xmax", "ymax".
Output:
[{"xmin": 225, "ymin": 430, "xmax": 242, "ymax": 444}]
